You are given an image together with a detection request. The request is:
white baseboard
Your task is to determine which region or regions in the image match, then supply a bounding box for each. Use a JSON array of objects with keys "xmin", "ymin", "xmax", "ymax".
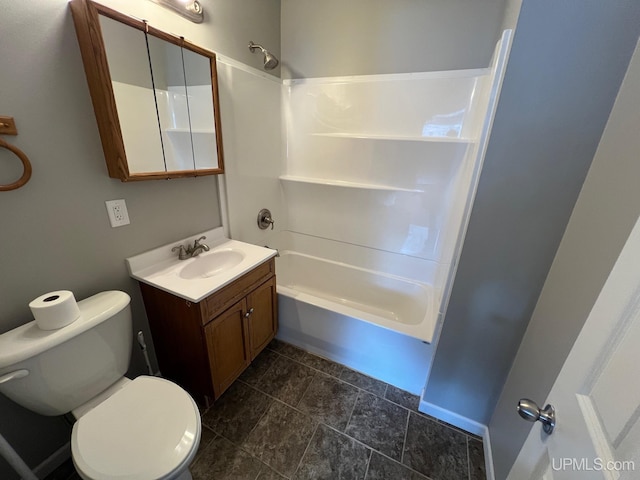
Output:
[
  {"xmin": 483, "ymin": 428, "xmax": 496, "ymax": 480},
  {"xmin": 418, "ymin": 399, "xmax": 495, "ymax": 480},
  {"xmin": 33, "ymin": 442, "xmax": 70, "ymax": 479},
  {"xmin": 419, "ymin": 399, "xmax": 486, "ymax": 436}
]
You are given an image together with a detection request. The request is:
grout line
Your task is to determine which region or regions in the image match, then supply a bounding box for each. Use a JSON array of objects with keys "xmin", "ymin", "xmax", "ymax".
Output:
[
  {"xmin": 193, "ymin": 426, "xmax": 216, "ymax": 463},
  {"xmin": 273, "ymin": 340, "xmax": 398, "ymax": 401},
  {"xmin": 344, "ymin": 389, "xmax": 360, "ymax": 433},
  {"xmin": 435, "ymin": 417, "xmax": 480, "ymax": 442},
  {"xmin": 255, "ymin": 456, "xmax": 290, "ymax": 480},
  {"xmin": 323, "ymin": 424, "xmax": 373, "ymax": 452},
  {"xmin": 270, "ymin": 346, "xmax": 344, "ymax": 379},
  {"xmin": 207, "ymin": 358, "xmax": 429, "ymax": 480},
  {"xmin": 271, "ymin": 341, "xmax": 365, "ymax": 383},
  {"xmin": 370, "ymin": 449, "xmax": 434, "ymax": 480},
  {"xmin": 363, "ymin": 448, "xmax": 373, "ymax": 479},
  {"xmin": 467, "ymin": 436, "xmax": 472, "ymax": 480},
  {"xmin": 262, "ymin": 341, "xmax": 476, "ymax": 478},
  {"xmin": 292, "ymin": 422, "xmax": 320, "ymax": 479},
  {"xmin": 273, "ymin": 342, "xmax": 481, "ymax": 442},
  {"xmin": 213, "ymin": 405, "xmax": 289, "ymax": 480},
  {"xmin": 401, "ymin": 410, "xmax": 411, "ymax": 465},
  {"xmin": 237, "ymin": 379, "xmax": 315, "ymax": 418},
  {"xmin": 268, "ymin": 345, "xmax": 435, "ymax": 429},
  {"xmin": 261, "ymin": 461, "xmax": 290, "ymax": 480},
  {"xmin": 215, "ymin": 380, "xmax": 432, "ymax": 480},
  {"xmin": 323, "ymin": 424, "xmax": 432, "ymax": 480},
  {"xmin": 252, "ymin": 350, "xmax": 280, "ymax": 385},
  {"xmin": 268, "ymin": 344, "xmax": 432, "ymax": 428},
  {"xmin": 379, "ymin": 395, "xmax": 413, "ymax": 414},
  {"xmin": 341, "ymin": 377, "xmax": 388, "ymax": 398},
  {"xmin": 253, "ymin": 461, "xmax": 271, "ymax": 480},
  {"xmin": 264, "ymin": 347, "xmax": 412, "ymax": 413},
  {"xmin": 296, "ymin": 371, "xmax": 318, "ymax": 408},
  {"xmin": 214, "ymin": 395, "xmax": 304, "ymax": 480},
  {"xmin": 324, "ymin": 368, "xmax": 375, "ymax": 392},
  {"xmin": 239, "ymin": 395, "xmax": 274, "ymax": 448}
]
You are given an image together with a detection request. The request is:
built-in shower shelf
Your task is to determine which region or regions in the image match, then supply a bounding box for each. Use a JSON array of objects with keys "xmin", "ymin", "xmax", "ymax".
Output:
[
  {"xmin": 312, "ymin": 132, "xmax": 475, "ymax": 143},
  {"xmin": 279, "ymin": 175, "xmax": 424, "ymax": 193}
]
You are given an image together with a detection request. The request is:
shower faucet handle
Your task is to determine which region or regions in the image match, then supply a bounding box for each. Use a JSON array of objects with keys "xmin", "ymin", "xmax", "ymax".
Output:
[{"xmin": 257, "ymin": 208, "xmax": 275, "ymax": 230}]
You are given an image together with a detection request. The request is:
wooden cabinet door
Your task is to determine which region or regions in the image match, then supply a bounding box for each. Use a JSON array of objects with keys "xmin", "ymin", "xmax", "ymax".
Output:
[
  {"xmin": 204, "ymin": 299, "xmax": 250, "ymax": 399},
  {"xmin": 247, "ymin": 277, "xmax": 277, "ymax": 360}
]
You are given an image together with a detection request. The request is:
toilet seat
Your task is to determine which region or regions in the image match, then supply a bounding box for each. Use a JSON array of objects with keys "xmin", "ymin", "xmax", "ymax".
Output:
[{"xmin": 71, "ymin": 376, "xmax": 201, "ymax": 480}]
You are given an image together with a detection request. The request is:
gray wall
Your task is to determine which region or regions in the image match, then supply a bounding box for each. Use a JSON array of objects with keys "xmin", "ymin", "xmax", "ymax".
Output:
[
  {"xmin": 281, "ymin": 0, "xmax": 507, "ymax": 78},
  {"xmin": 423, "ymin": 0, "xmax": 640, "ymax": 446},
  {"xmin": 206, "ymin": 0, "xmax": 281, "ymax": 77},
  {"xmin": 499, "ymin": 0, "xmax": 522, "ymax": 31},
  {"xmin": 490, "ymin": 39, "xmax": 640, "ymax": 480},
  {"xmin": 0, "ymin": 0, "xmax": 279, "ymax": 478}
]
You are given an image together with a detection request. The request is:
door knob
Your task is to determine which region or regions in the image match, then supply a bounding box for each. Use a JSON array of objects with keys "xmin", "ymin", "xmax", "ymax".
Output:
[{"xmin": 517, "ymin": 398, "xmax": 556, "ymax": 434}]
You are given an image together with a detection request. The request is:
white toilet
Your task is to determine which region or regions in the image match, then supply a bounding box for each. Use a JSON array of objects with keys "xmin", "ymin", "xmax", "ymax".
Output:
[{"xmin": 0, "ymin": 291, "xmax": 201, "ymax": 480}]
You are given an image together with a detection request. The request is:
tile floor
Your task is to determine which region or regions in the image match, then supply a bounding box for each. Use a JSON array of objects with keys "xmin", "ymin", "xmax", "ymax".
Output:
[
  {"xmin": 194, "ymin": 339, "xmax": 486, "ymax": 480},
  {"xmin": 46, "ymin": 339, "xmax": 486, "ymax": 480}
]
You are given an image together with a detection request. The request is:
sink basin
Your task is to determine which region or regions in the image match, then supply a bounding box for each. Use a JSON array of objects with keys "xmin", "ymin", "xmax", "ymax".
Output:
[
  {"xmin": 179, "ymin": 249, "xmax": 245, "ymax": 279},
  {"xmin": 126, "ymin": 228, "xmax": 278, "ymax": 302}
]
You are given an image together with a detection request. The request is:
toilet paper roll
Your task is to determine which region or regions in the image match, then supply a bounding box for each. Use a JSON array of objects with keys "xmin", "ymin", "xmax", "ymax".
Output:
[{"xmin": 29, "ymin": 290, "xmax": 81, "ymax": 331}]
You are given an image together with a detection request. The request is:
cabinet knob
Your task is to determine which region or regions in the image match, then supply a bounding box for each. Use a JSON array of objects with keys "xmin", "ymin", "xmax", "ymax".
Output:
[{"xmin": 245, "ymin": 308, "xmax": 254, "ymax": 318}]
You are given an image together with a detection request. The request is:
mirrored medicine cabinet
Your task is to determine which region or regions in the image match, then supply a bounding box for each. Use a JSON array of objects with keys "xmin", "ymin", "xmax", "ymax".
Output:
[{"xmin": 70, "ymin": 0, "xmax": 224, "ymax": 181}]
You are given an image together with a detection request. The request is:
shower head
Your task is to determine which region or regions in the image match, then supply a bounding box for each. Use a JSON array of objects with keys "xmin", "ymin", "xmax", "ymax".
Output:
[{"xmin": 248, "ymin": 41, "xmax": 279, "ymax": 70}]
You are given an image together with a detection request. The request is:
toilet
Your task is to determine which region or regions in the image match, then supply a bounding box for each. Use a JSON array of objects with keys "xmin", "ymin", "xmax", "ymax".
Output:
[{"xmin": 0, "ymin": 291, "xmax": 201, "ymax": 480}]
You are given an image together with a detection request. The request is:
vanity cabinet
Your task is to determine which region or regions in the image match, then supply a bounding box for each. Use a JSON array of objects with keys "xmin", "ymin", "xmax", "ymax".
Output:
[{"xmin": 139, "ymin": 258, "xmax": 277, "ymax": 406}]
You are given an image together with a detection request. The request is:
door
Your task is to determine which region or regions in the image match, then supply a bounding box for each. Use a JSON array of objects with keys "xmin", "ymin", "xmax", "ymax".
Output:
[
  {"xmin": 508, "ymin": 216, "xmax": 640, "ymax": 479},
  {"xmin": 247, "ymin": 277, "xmax": 277, "ymax": 360},
  {"xmin": 204, "ymin": 299, "xmax": 250, "ymax": 399}
]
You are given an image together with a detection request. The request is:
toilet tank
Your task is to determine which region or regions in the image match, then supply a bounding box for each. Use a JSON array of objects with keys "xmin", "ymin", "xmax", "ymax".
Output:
[{"xmin": 0, "ymin": 291, "xmax": 132, "ymax": 416}]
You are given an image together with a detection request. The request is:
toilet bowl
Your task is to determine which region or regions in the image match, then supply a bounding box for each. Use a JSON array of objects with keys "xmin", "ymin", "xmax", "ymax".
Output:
[{"xmin": 0, "ymin": 291, "xmax": 201, "ymax": 480}]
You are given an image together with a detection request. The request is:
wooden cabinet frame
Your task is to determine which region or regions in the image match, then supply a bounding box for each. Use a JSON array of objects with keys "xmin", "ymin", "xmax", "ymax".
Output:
[{"xmin": 70, "ymin": 0, "xmax": 225, "ymax": 181}]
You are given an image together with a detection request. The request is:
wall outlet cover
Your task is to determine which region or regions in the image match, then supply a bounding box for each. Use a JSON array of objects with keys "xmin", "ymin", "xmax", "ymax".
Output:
[{"xmin": 105, "ymin": 199, "xmax": 130, "ymax": 227}]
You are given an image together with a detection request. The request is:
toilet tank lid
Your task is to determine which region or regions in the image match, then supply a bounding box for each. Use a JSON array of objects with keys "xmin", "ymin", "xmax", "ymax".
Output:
[{"xmin": 0, "ymin": 291, "xmax": 130, "ymax": 369}]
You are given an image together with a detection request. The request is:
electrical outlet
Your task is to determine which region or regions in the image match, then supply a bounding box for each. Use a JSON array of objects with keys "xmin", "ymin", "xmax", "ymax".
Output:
[{"xmin": 105, "ymin": 199, "xmax": 130, "ymax": 227}]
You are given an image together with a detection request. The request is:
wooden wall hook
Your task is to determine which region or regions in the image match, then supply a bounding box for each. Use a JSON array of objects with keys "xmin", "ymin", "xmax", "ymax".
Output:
[
  {"xmin": 0, "ymin": 117, "xmax": 32, "ymax": 191},
  {"xmin": 0, "ymin": 116, "xmax": 18, "ymax": 136}
]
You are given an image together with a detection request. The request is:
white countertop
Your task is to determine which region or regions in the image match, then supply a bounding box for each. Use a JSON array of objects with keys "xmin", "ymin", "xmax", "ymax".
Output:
[{"xmin": 126, "ymin": 227, "xmax": 277, "ymax": 303}]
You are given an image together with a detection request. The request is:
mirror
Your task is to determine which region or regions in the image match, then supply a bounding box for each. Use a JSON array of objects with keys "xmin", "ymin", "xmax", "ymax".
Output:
[{"xmin": 70, "ymin": 0, "xmax": 224, "ymax": 181}]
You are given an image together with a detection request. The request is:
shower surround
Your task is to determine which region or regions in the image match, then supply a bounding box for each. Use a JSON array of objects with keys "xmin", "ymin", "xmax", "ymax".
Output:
[{"xmin": 219, "ymin": 30, "xmax": 512, "ymax": 395}]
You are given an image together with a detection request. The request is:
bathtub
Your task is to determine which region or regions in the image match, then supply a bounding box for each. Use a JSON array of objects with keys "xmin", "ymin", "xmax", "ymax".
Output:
[{"xmin": 275, "ymin": 251, "xmax": 436, "ymax": 394}]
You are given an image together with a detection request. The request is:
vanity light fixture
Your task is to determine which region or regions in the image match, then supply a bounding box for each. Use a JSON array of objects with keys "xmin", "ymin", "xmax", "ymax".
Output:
[{"xmin": 148, "ymin": 0, "xmax": 204, "ymax": 23}]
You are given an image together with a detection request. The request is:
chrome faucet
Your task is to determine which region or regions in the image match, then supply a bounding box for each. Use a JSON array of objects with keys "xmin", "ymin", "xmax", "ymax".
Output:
[
  {"xmin": 191, "ymin": 236, "xmax": 210, "ymax": 257},
  {"xmin": 172, "ymin": 236, "xmax": 210, "ymax": 260}
]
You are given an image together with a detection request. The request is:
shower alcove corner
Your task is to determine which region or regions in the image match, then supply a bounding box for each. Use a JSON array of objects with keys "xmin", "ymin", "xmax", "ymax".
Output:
[{"xmin": 219, "ymin": 30, "xmax": 513, "ymax": 395}]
